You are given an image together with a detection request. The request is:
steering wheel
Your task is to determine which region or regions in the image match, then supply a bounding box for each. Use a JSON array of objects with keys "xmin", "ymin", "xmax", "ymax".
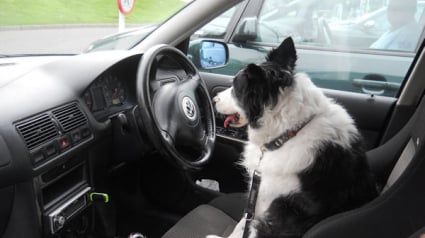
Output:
[{"xmin": 136, "ymin": 44, "xmax": 216, "ymax": 170}]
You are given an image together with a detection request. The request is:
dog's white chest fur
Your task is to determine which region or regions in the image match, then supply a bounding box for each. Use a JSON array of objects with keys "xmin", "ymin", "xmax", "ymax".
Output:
[
  {"xmin": 245, "ymin": 151, "xmax": 302, "ymax": 215},
  {"xmin": 242, "ymin": 130, "xmax": 315, "ymax": 216}
]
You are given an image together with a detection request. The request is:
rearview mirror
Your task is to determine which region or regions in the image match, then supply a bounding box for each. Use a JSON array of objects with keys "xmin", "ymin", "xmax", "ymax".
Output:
[{"xmin": 188, "ymin": 40, "xmax": 229, "ymax": 69}]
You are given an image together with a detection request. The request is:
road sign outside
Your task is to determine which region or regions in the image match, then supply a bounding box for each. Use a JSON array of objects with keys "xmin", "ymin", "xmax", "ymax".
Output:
[
  {"xmin": 118, "ymin": 0, "xmax": 135, "ymax": 15},
  {"xmin": 117, "ymin": 0, "xmax": 135, "ymax": 32}
]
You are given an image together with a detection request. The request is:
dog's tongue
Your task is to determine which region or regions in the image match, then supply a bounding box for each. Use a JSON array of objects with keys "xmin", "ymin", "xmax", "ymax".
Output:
[{"xmin": 224, "ymin": 113, "xmax": 239, "ymax": 128}]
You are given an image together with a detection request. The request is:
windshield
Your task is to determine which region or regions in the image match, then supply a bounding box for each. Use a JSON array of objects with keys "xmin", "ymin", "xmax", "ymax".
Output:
[{"xmin": 0, "ymin": 0, "xmax": 191, "ymax": 55}]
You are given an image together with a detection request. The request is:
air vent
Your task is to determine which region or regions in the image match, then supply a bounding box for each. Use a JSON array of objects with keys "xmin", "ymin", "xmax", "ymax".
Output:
[
  {"xmin": 16, "ymin": 114, "xmax": 59, "ymax": 150},
  {"xmin": 52, "ymin": 103, "xmax": 87, "ymax": 132}
]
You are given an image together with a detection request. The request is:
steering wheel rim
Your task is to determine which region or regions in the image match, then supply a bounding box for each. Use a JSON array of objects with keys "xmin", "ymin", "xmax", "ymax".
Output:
[{"xmin": 137, "ymin": 44, "xmax": 216, "ymax": 170}]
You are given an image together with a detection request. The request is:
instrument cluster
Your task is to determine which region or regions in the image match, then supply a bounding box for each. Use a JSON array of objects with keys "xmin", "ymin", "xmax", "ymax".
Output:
[{"xmin": 83, "ymin": 72, "xmax": 132, "ymax": 120}]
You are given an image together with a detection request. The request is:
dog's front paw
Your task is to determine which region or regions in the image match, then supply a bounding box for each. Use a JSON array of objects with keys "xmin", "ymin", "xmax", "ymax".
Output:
[{"xmin": 206, "ymin": 235, "xmax": 222, "ymax": 238}]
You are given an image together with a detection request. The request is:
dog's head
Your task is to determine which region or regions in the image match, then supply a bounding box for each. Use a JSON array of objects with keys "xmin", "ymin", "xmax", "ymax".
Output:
[{"xmin": 214, "ymin": 37, "xmax": 297, "ymax": 128}]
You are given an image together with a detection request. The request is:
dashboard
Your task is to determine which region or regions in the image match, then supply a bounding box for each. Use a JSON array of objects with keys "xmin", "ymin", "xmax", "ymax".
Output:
[
  {"xmin": 0, "ymin": 51, "xmax": 141, "ymax": 179},
  {"xmin": 0, "ymin": 51, "xmax": 142, "ymax": 237},
  {"xmin": 0, "ymin": 50, "xmax": 247, "ymax": 237},
  {"xmin": 0, "ymin": 51, "xmax": 247, "ymax": 179}
]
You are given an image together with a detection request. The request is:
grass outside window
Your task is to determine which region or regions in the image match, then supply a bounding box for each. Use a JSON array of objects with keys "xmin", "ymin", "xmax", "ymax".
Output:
[{"xmin": 0, "ymin": 0, "xmax": 186, "ymax": 26}]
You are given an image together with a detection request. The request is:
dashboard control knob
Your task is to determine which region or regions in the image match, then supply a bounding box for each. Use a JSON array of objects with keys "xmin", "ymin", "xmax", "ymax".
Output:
[{"xmin": 53, "ymin": 215, "xmax": 66, "ymax": 229}]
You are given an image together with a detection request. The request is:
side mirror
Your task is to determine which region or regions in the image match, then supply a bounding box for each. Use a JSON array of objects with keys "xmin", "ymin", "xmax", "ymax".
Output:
[
  {"xmin": 233, "ymin": 17, "xmax": 258, "ymax": 43},
  {"xmin": 188, "ymin": 40, "xmax": 229, "ymax": 69}
]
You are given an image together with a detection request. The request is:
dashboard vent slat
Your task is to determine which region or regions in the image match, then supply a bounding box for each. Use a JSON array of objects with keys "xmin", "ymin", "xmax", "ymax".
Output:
[
  {"xmin": 52, "ymin": 103, "xmax": 87, "ymax": 132},
  {"xmin": 16, "ymin": 114, "xmax": 59, "ymax": 150}
]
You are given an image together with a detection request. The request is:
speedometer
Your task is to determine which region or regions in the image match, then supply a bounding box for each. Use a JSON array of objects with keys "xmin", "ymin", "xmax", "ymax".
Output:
[{"xmin": 103, "ymin": 74, "xmax": 127, "ymax": 106}]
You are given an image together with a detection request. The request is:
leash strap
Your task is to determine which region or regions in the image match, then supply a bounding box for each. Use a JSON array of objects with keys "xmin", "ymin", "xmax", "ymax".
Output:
[{"xmin": 242, "ymin": 170, "xmax": 262, "ymax": 238}]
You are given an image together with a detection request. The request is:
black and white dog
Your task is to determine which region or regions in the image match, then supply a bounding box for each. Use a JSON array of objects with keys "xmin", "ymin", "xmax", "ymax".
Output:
[{"xmin": 210, "ymin": 37, "xmax": 379, "ymax": 238}]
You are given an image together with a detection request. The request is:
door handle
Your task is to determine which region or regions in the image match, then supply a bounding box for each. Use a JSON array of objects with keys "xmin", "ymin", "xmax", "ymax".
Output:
[{"xmin": 352, "ymin": 78, "xmax": 400, "ymax": 96}]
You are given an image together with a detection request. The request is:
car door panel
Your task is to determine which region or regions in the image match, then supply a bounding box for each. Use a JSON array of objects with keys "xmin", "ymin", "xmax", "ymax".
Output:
[{"xmin": 322, "ymin": 89, "xmax": 396, "ymax": 150}]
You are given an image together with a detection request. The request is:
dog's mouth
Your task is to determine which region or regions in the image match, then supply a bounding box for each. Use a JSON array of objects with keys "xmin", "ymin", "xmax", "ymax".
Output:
[{"xmin": 223, "ymin": 113, "xmax": 247, "ymax": 128}]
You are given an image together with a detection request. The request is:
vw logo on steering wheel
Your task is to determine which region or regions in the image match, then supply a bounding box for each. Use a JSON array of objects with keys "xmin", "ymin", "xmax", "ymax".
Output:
[{"xmin": 182, "ymin": 96, "xmax": 197, "ymax": 121}]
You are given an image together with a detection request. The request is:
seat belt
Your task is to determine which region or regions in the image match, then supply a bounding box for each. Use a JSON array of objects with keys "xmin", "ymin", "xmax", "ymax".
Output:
[{"xmin": 383, "ymin": 138, "xmax": 417, "ymax": 193}]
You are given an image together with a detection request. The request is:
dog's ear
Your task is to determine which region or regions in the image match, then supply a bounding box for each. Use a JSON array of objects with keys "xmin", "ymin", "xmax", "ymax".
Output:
[
  {"xmin": 234, "ymin": 64, "xmax": 263, "ymax": 92},
  {"xmin": 245, "ymin": 63, "xmax": 263, "ymax": 78},
  {"xmin": 266, "ymin": 37, "xmax": 297, "ymax": 71}
]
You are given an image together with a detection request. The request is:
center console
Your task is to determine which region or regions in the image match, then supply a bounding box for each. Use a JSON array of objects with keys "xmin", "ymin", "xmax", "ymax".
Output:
[
  {"xmin": 14, "ymin": 103, "xmax": 96, "ymax": 236},
  {"xmin": 35, "ymin": 156, "xmax": 93, "ymax": 236}
]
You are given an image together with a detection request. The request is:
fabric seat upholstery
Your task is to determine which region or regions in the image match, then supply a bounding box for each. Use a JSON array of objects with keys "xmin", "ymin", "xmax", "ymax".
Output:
[
  {"xmin": 162, "ymin": 193, "xmax": 247, "ymax": 238},
  {"xmin": 162, "ymin": 204, "xmax": 237, "ymax": 238}
]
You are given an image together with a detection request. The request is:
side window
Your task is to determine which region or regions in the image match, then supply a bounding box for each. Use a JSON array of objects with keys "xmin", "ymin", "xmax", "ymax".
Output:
[
  {"xmin": 257, "ymin": 0, "xmax": 318, "ymax": 45},
  {"xmin": 191, "ymin": 6, "xmax": 237, "ymax": 40},
  {"xmin": 255, "ymin": 0, "xmax": 425, "ymax": 97},
  {"xmin": 192, "ymin": 0, "xmax": 425, "ymax": 98},
  {"xmin": 257, "ymin": 0, "xmax": 425, "ymax": 51}
]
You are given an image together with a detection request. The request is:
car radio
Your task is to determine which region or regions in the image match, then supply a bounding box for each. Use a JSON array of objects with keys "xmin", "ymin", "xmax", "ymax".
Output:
[{"xmin": 44, "ymin": 186, "xmax": 92, "ymax": 234}]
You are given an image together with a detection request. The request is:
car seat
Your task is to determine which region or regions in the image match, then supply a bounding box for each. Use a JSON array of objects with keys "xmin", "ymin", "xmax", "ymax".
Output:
[{"xmin": 162, "ymin": 95, "xmax": 425, "ymax": 238}]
